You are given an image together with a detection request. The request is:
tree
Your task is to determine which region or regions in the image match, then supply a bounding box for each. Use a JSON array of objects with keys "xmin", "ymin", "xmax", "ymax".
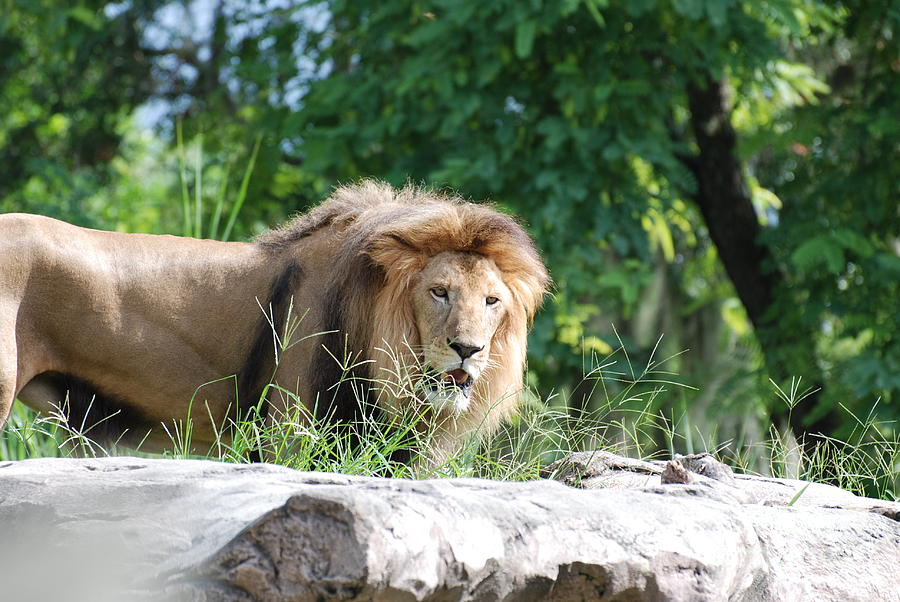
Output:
[
  {"xmin": 290, "ymin": 0, "xmax": 897, "ymax": 438},
  {"xmin": 0, "ymin": 1, "xmax": 155, "ymax": 222},
  {"xmin": 2, "ymin": 0, "xmax": 895, "ymax": 444},
  {"xmin": 754, "ymin": 1, "xmax": 900, "ymax": 430},
  {"xmin": 0, "ymin": 0, "xmax": 301, "ymax": 239}
]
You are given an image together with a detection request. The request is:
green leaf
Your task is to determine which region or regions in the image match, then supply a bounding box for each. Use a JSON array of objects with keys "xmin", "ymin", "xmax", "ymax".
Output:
[
  {"xmin": 832, "ymin": 229, "xmax": 873, "ymax": 258},
  {"xmin": 875, "ymin": 254, "xmax": 900, "ymax": 276},
  {"xmin": 66, "ymin": 7, "xmax": 101, "ymax": 30},
  {"xmin": 788, "ymin": 482, "xmax": 811, "ymax": 506},
  {"xmin": 593, "ymin": 83, "xmax": 613, "ymax": 103},
  {"xmin": 672, "ymin": 0, "xmax": 703, "ymax": 20},
  {"xmin": 624, "ymin": 0, "xmax": 657, "ymax": 17},
  {"xmin": 583, "ymin": 0, "xmax": 607, "ymax": 27},
  {"xmin": 597, "ymin": 267, "xmax": 641, "ymax": 306},
  {"xmin": 704, "ymin": 0, "xmax": 734, "ymax": 27},
  {"xmin": 642, "ymin": 209, "xmax": 675, "ymax": 262},
  {"xmin": 515, "ymin": 20, "xmax": 536, "ymax": 59},
  {"xmin": 765, "ymin": 0, "xmax": 804, "ymax": 36},
  {"xmin": 791, "ymin": 236, "xmax": 845, "ymax": 274},
  {"xmin": 561, "ymin": 0, "xmax": 583, "ymax": 17}
]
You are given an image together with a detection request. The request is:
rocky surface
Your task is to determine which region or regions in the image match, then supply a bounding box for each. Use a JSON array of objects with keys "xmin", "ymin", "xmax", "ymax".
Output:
[{"xmin": 0, "ymin": 454, "xmax": 897, "ymax": 601}]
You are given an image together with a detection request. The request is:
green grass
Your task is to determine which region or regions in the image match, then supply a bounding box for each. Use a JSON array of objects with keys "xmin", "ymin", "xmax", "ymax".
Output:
[
  {"xmin": 3, "ymin": 344, "xmax": 896, "ymax": 501},
  {"xmin": 175, "ymin": 119, "xmax": 262, "ymax": 242}
]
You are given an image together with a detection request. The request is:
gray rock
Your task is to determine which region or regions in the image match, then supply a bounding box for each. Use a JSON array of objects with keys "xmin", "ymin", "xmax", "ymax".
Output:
[{"xmin": 0, "ymin": 455, "xmax": 897, "ymax": 601}]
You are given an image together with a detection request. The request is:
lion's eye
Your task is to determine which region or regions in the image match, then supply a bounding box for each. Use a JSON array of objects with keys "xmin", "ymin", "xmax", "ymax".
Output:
[
  {"xmin": 486, "ymin": 296, "xmax": 499, "ymax": 306},
  {"xmin": 430, "ymin": 286, "xmax": 448, "ymax": 300}
]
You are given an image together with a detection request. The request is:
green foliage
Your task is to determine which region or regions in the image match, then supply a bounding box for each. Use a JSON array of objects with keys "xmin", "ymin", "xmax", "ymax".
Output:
[
  {"xmin": 0, "ymin": 405, "xmax": 69, "ymax": 461},
  {"xmin": 754, "ymin": 0, "xmax": 900, "ymax": 421},
  {"xmin": 175, "ymin": 120, "xmax": 264, "ymax": 240},
  {"xmin": 287, "ymin": 0, "xmax": 898, "ymax": 438},
  {"xmin": 1, "ymin": 0, "xmax": 896, "ymax": 456},
  {"xmin": 0, "ymin": 0, "xmax": 157, "ymax": 222}
]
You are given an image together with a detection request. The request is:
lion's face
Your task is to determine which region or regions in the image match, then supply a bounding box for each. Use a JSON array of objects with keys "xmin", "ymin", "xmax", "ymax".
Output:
[{"xmin": 410, "ymin": 251, "xmax": 510, "ymax": 415}]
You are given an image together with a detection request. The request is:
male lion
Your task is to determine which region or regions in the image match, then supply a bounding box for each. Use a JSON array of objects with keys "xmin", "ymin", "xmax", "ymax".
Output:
[{"xmin": 0, "ymin": 181, "xmax": 549, "ymax": 462}]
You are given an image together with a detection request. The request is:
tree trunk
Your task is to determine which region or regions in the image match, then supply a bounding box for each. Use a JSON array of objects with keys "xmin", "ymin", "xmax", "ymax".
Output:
[
  {"xmin": 681, "ymin": 75, "xmax": 837, "ymax": 439},
  {"xmin": 685, "ymin": 77, "xmax": 777, "ymax": 331}
]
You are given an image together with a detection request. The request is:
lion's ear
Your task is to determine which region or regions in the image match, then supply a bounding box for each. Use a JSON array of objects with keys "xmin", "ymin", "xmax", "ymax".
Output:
[{"xmin": 367, "ymin": 234, "xmax": 426, "ymax": 275}]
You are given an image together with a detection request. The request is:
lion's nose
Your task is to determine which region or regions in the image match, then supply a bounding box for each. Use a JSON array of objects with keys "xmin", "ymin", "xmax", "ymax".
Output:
[{"xmin": 448, "ymin": 339, "xmax": 483, "ymax": 360}]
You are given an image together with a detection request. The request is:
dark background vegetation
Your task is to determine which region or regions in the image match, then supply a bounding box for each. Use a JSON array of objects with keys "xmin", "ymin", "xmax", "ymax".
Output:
[{"xmin": 2, "ymin": 0, "xmax": 897, "ymax": 467}]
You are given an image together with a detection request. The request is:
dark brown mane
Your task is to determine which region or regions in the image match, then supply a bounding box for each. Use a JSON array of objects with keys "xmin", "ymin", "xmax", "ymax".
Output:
[{"xmin": 235, "ymin": 261, "xmax": 302, "ymax": 421}]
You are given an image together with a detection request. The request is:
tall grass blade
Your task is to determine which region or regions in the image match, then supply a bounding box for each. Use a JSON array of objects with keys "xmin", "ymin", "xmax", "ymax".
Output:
[
  {"xmin": 176, "ymin": 118, "xmax": 191, "ymax": 237},
  {"xmin": 194, "ymin": 133, "xmax": 203, "ymax": 239},
  {"xmin": 209, "ymin": 163, "xmax": 231, "ymax": 240},
  {"xmin": 221, "ymin": 134, "xmax": 262, "ymax": 242}
]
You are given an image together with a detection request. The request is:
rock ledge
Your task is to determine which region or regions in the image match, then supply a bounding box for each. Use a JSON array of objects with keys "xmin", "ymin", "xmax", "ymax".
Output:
[{"xmin": 0, "ymin": 455, "xmax": 897, "ymax": 601}]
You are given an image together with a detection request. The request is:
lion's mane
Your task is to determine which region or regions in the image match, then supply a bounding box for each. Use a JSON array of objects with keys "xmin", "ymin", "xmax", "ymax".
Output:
[{"xmin": 258, "ymin": 181, "xmax": 550, "ymax": 446}]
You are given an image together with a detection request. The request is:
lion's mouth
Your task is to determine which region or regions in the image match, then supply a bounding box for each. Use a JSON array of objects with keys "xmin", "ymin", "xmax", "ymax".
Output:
[
  {"xmin": 437, "ymin": 368, "xmax": 473, "ymax": 397},
  {"xmin": 443, "ymin": 369, "xmax": 470, "ymax": 386}
]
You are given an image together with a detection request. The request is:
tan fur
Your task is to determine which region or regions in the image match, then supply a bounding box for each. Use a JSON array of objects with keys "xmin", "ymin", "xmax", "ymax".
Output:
[{"xmin": 0, "ymin": 181, "xmax": 549, "ymax": 459}]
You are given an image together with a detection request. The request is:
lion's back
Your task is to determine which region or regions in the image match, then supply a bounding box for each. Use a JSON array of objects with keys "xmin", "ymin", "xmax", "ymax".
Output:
[
  {"xmin": 0, "ymin": 212, "xmax": 54, "ymax": 248},
  {"xmin": 1, "ymin": 213, "xmax": 112, "ymax": 277},
  {"xmin": 0, "ymin": 213, "xmax": 89, "ymax": 255},
  {"xmin": 0, "ymin": 214, "xmax": 68, "ymax": 292}
]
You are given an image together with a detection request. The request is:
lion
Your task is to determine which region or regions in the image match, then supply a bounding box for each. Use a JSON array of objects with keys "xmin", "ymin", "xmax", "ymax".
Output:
[{"xmin": 0, "ymin": 180, "xmax": 549, "ymax": 463}]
